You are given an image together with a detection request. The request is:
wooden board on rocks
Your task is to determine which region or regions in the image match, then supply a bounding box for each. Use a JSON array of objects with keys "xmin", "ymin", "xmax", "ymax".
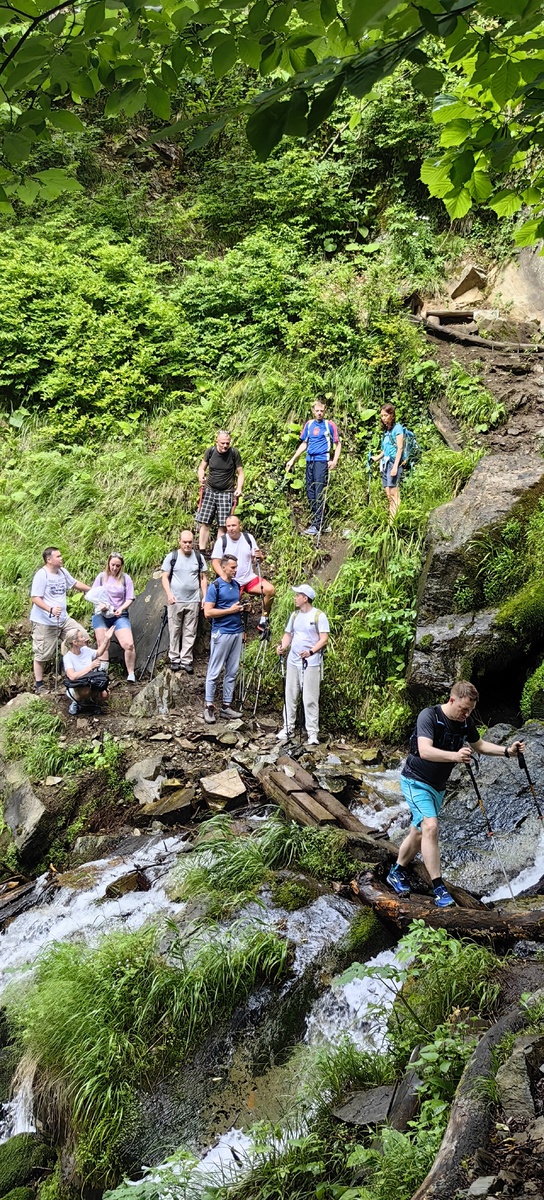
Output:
[{"xmin": 264, "ymin": 756, "xmax": 374, "ymax": 834}]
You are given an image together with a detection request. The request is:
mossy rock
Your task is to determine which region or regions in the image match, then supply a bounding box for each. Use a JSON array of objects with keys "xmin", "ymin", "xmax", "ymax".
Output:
[
  {"xmin": 270, "ymin": 873, "xmax": 320, "ymax": 911},
  {"xmin": 345, "ymin": 908, "xmax": 390, "ymax": 959},
  {"xmin": 0, "ymin": 1135, "xmax": 53, "ymax": 1197},
  {"xmin": 2, "ymin": 1188, "xmax": 35, "ymax": 1200},
  {"xmin": 521, "ymin": 661, "xmax": 544, "ymax": 721},
  {"xmin": 497, "ymin": 579, "xmax": 544, "ymax": 640}
]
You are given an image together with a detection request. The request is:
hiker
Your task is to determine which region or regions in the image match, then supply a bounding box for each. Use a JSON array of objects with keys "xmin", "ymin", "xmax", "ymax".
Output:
[
  {"xmin": 387, "ymin": 681, "xmax": 525, "ymax": 908},
  {"xmin": 196, "ymin": 431, "xmax": 244, "ymax": 552},
  {"xmin": 161, "ymin": 531, "xmax": 208, "ymax": 674},
  {"xmin": 374, "ymin": 404, "xmax": 404, "ymax": 519},
  {"xmin": 91, "ymin": 553, "xmax": 136, "ymax": 682},
  {"xmin": 275, "ymin": 584, "xmax": 329, "ymax": 747},
  {"xmin": 210, "ymin": 515, "xmax": 275, "ymax": 631},
  {"xmin": 30, "ymin": 547, "xmax": 90, "ymax": 693},
  {"xmin": 63, "ymin": 628, "xmax": 112, "ymax": 716},
  {"xmin": 285, "ymin": 400, "xmax": 341, "ymax": 537},
  {"xmin": 203, "ymin": 554, "xmax": 247, "ymax": 723}
]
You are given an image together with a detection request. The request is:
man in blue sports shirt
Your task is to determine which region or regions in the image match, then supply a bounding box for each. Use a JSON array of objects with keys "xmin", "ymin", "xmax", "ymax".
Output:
[
  {"xmin": 387, "ymin": 680, "xmax": 524, "ymax": 908},
  {"xmin": 203, "ymin": 554, "xmax": 248, "ymax": 724},
  {"xmin": 286, "ymin": 400, "xmax": 341, "ymax": 536}
]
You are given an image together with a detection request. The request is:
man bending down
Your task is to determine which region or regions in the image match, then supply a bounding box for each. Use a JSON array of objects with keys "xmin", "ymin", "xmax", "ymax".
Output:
[{"xmin": 387, "ymin": 680, "xmax": 524, "ymax": 908}]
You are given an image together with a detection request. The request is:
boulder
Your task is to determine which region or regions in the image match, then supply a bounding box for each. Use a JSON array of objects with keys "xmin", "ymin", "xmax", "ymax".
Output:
[
  {"xmin": 105, "ymin": 869, "xmax": 151, "ymax": 898},
  {"xmin": 332, "ymin": 1085, "xmax": 394, "ymax": 1126},
  {"xmin": 0, "ymin": 1134, "xmax": 53, "ymax": 1196},
  {"xmin": 138, "ymin": 785, "xmax": 196, "ymax": 823},
  {"xmin": 200, "ymin": 767, "xmax": 247, "ymax": 810},
  {"xmin": 409, "ymin": 609, "xmax": 516, "ymax": 694},
  {"xmin": 478, "ymin": 315, "xmax": 541, "ymax": 343},
  {"xmin": 125, "ymin": 755, "xmax": 164, "ymax": 783},
  {"xmin": 133, "ymin": 777, "xmax": 164, "ymax": 806},
  {"xmin": 1, "ymin": 762, "xmax": 48, "ymax": 855},
  {"xmin": 112, "ymin": 574, "xmax": 207, "ymax": 675},
  {"xmin": 495, "ymin": 1047, "xmax": 535, "ymax": 1122},
  {"xmin": 450, "ymin": 264, "xmax": 487, "ymax": 299},
  {"xmin": 129, "ymin": 671, "xmax": 183, "ymax": 717}
]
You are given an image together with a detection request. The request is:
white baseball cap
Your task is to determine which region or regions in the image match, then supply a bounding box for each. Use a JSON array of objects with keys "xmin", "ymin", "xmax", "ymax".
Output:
[{"xmin": 292, "ymin": 584, "xmax": 316, "ymax": 600}]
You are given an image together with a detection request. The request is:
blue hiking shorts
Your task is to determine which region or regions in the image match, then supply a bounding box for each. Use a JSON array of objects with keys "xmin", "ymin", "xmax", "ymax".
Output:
[
  {"xmin": 400, "ymin": 776, "xmax": 445, "ymax": 830},
  {"xmin": 382, "ymin": 461, "xmax": 403, "ymax": 489},
  {"xmin": 91, "ymin": 612, "xmax": 132, "ymax": 632}
]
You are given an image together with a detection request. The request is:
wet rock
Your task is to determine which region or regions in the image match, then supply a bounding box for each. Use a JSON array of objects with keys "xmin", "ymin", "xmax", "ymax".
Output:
[
  {"xmin": 139, "ymin": 785, "xmax": 196, "ymax": 823},
  {"xmin": 129, "ymin": 671, "xmax": 182, "ymax": 717},
  {"xmin": 450, "ymin": 264, "xmax": 487, "ymax": 298},
  {"xmin": 125, "ymin": 755, "xmax": 164, "ymax": 784},
  {"xmin": 0, "ymin": 1134, "xmax": 54, "ymax": 1194},
  {"xmin": 495, "ymin": 1044, "xmax": 535, "ymax": 1122},
  {"xmin": 70, "ymin": 833, "xmax": 122, "ymax": 864},
  {"xmin": 409, "ymin": 608, "xmax": 508, "ymax": 693},
  {"xmin": 200, "ymin": 768, "xmax": 247, "ymax": 810},
  {"xmin": 478, "ymin": 315, "xmax": 541, "ymax": 342},
  {"xmin": 388, "ymin": 1067, "xmax": 422, "ymax": 1131},
  {"xmin": 1, "ymin": 763, "xmax": 48, "ymax": 855},
  {"xmin": 133, "ymin": 777, "xmax": 164, "ymax": 806},
  {"xmin": 332, "ymin": 1085, "xmax": 394, "ymax": 1126},
  {"xmin": 466, "ymin": 1178, "xmax": 499, "ymax": 1197},
  {"xmin": 105, "ymin": 869, "xmax": 151, "ymax": 898}
]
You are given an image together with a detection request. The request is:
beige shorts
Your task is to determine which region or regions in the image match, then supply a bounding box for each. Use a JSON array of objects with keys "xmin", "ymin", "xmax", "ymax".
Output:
[{"xmin": 31, "ymin": 617, "xmax": 86, "ymax": 663}]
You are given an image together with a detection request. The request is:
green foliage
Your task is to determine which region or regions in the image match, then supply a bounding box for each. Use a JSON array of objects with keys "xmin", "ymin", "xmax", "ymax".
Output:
[
  {"xmin": 296, "ymin": 828, "xmax": 358, "ymax": 885},
  {"xmin": 6, "ymin": 923, "xmax": 288, "ymax": 1185},
  {"xmin": 497, "ymin": 579, "xmax": 544, "ymax": 642},
  {"xmin": 296, "ymin": 1038, "xmax": 396, "ymax": 1110},
  {"xmin": 269, "ymin": 876, "xmax": 318, "ymax": 911},
  {"xmin": 342, "ymin": 1106, "xmax": 447, "ymax": 1200},
  {"xmin": 445, "ymin": 360, "xmax": 506, "ymax": 433},
  {"xmin": 412, "ymin": 1021, "xmax": 478, "ymax": 1103},
  {"xmin": 0, "ymin": 1134, "xmax": 53, "ymax": 1196},
  {"xmin": 1, "ymin": 702, "xmax": 124, "ymax": 784},
  {"xmin": 521, "ymin": 660, "xmax": 544, "ymax": 720},
  {"xmin": 3, "ymin": 1188, "xmax": 36, "ymax": 1200}
]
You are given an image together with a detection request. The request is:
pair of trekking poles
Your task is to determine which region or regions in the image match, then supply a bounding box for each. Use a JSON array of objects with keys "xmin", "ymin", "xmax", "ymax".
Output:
[{"xmin": 464, "ymin": 748, "xmax": 542, "ymax": 901}]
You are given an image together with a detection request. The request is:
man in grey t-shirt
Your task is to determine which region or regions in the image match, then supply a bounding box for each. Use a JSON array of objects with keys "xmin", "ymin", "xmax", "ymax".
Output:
[
  {"xmin": 30, "ymin": 546, "xmax": 90, "ymax": 693},
  {"xmin": 161, "ymin": 530, "xmax": 208, "ymax": 673}
]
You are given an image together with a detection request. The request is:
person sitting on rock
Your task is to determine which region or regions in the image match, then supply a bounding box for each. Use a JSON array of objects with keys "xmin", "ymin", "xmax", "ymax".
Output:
[
  {"xmin": 203, "ymin": 554, "xmax": 247, "ymax": 724},
  {"xmin": 91, "ymin": 552, "xmax": 136, "ymax": 682},
  {"xmin": 211, "ymin": 515, "xmax": 274, "ymax": 633},
  {"xmin": 196, "ymin": 431, "xmax": 244, "ymax": 552},
  {"xmin": 161, "ymin": 531, "xmax": 208, "ymax": 674},
  {"xmin": 30, "ymin": 547, "xmax": 90, "ymax": 694},
  {"xmin": 275, "ymin": 584, "xmax": 329, "ymax": 747},
  {"xmin": 285, "ymin": 400, "xmax": 341, "ymax": 537},
  {"xmin": 387, "ymin": 680, "xmax": 525, "ymax": 908},
  {"xmin": 63, "ymin": 627, "xmax": 114, "ymax": 716}
]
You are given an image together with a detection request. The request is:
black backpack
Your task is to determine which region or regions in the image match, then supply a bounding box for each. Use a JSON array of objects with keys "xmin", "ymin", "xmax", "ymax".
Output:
[
  {"xmin": 220, "ymin": 531, "xmax": 253, "ymax": 554},
  {"xmin": 409, "ymin": 705, "xmax": 470, "ymax": 757},
  {"xmin": 168, "ymin": 549, "xmax": 206, "ymax": 581}
]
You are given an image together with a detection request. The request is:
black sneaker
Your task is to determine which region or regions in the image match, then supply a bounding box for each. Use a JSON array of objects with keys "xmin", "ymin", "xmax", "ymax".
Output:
[
  {"xmin": 433, "ymin": 884, "xmax": 455, "ymax": 908},
  {"xmin": 34, "ymin": 681, "xmax": 45, "ymax": 695},
  {"xmin": 169, "ymin": 661, "xmax": 181, "ymax": 672},
  {"xmin": 180, "ymin": 664, "xmax": 194, "ymax": 674},
  {"xmin": 386, "ymin": 864, "xmax": 411, "ymax": 896}
]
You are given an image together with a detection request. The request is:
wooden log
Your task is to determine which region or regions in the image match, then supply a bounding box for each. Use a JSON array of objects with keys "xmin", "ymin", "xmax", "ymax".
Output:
[
  {"xmin": 276, "ymin": 756, "xmax": 317, "ymax": 791},
  {"xmin": 425, "ymin": 309, "xmax": 474, "ymax": 322},
  {"xmin": 411, "ymin": 1000, "xmax": 527, "ymax": 1200},
  {"xmin": 261, "ymin": 770, "xmax": 321, "ymax": 826},
  {"xmin": 313, "ymin": 787, "xmax": 375, "ymax": 834},
  {"xmin": 268, "ymin": 770, "xmax": 308, "ymax": 795},
  {"xmin": 352, "ymin": 871, "xmax": 544, "ymax": 943},
  {"xmin": 291, "ymin": 791, "xmax": 337, "ymax": 824}
]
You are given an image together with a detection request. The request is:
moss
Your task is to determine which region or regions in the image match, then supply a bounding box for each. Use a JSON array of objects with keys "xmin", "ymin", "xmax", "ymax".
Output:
[
  {"xmin": 345, "ymin": 909, "xmax": 387, "ymax": 958},
  {"xmin": 496, "ymin": 579, "xmax": 544, "ymax": 640},
  {"xmin": 3, "ymin": 1188, "xmax": 36, "ymax": 1200},
  {"xmin": 297, "ymin": 828, "xmax": 358, "ymax": 884},
  {"xmin": 270, "ymin": 875, "xmax": 319, "ymax": 911},
  {"xmin": 418, "ymin": 634, "xmax": 434, "ymax": 650},
  {"xmin": 0, "ymin": 1135, "xmax": 54, "ymax": 1198},
  {"xmin": 521, "ymin": 661, "xmax": 544, "ymax": 720}
]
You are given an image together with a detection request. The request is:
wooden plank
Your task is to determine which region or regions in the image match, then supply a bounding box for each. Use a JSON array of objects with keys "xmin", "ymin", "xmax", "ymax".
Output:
[
  {"xmin": 279, "ymin": 792, "xmax": 319, "ymax": 827},
  {"xmin": 291, "ymin": 790, "xmax": 336, "ymax": 824},
  {"xmin": 276, "ymin": 756, "xmax": 316, "ymax": 791},
  {"xmin": 268, "ymin": 770, "xmax": 306, "ymax": 795},
  {"xmin": 313, "ymin": 788, "xmax": 374, "ymax": 834},
  {"xmin": 425, "ymin": 309, "xmax": 474, "ymax": 322}
]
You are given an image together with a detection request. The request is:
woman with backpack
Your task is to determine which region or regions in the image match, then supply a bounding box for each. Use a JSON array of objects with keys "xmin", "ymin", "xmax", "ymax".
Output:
[
  {"xmin": 375, "ymin": 404, "xmax": 404, "ymax": 519},
  {"xmin": 91, "ymin": 552, "xmax": 136, "ymax": 682},
  {"xmin": 63, "ymin": 628, "xmax": 113, "ymax": 716}
]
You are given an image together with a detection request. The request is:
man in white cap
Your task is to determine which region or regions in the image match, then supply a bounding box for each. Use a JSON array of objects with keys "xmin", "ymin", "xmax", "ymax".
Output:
[{"xmin": 276, "ymin": 584, "xmax": 330, "ymax": 746}]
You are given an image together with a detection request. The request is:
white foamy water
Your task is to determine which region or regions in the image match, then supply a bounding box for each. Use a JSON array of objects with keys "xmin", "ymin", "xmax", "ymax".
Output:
[
  {"xmin": 483, "ymin": 826, "xmax": 544, "ymax": 902},
  {"xmin": 304, "ymin": 947, "xmax": 400, "ymax": 1052},
  {"xmin": 0, "ymin": 1066, "xmax": 36, "ymax": 1145}
]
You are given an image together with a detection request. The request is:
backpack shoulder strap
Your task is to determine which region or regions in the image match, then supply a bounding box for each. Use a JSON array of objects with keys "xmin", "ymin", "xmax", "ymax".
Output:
[
  {"xmin": 122, "ymin": 573, "xmax": 127, "ymax": 603},
  {"xmin": 196, "ymin": 552, "xmax": 206, "ymax": 574},
  {"xmin": 221, "ymin": 534, "xmax": 227, "ymax": 554},
  {"xmin": 168, "ymin": 549, "xmax": 178, "ymax": 582},
  {"xmin": 243, "ymin": 531, "xmax": 253, "ymax": 549}
]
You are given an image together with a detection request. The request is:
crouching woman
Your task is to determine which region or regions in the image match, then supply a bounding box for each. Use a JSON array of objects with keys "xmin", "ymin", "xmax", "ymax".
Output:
[{"xmin": 63, "ymin": 628, "xmax": 113, "ymax": 716}]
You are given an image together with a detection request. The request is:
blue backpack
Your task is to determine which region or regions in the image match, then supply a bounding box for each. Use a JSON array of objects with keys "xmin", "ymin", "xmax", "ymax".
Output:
[{"xmin": 401, "ymin": 426, "xmax": 421, "ymax": 470}]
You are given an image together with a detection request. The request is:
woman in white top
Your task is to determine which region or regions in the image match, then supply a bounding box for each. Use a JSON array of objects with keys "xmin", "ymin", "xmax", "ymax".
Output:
[
  {"xmin": 91, "ymin": 552, "xmax": 136, "ymax": 682},
  {"xmin": 63, "ymin": 628, "xmax": 113, "ymax": 716}
]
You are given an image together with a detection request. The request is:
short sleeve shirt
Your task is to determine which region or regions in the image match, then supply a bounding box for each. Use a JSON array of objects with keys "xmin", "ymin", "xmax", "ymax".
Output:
[
  {"xmin": 211, "ymin": 532, "xmax": 258, "ymax": 586},
  {"xmin": 402, "ymin": 705, "xmax": 479, "ymax": 790},
  {"xmin": 300, "ymin": 419, "xmax": 339, "ymax": 462},
  {"xmin": 63, "ymin": 645, "xmax": 97, "ymax": 677},
  {"xmin": 381, "ymin": 422, "xmax": 404, "ymax": 462},
  {"xmin": 205, "ymin": 577, "xmax": 242, "ymax": 635},
  {"xmin": 161, "ymin": 551, "xmax": 202, "ymax": 605},
  {"xmin": 204, "ymin": 446, "xmax": 242, "ymax": 492},
  {"xmin": 30, "ymin": 566, "xmax": 76, "ymax": 626},
  {"xmin": 286, "ymin": 607, "xmax": 330, "ymax": 668},
  {"xmin": 92, "ymin": 573, "xmax": 135, "ymax": 609}
]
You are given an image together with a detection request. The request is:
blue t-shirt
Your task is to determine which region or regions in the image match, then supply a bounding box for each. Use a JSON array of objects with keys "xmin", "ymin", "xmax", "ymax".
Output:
[
  {"xmin": 205, "ymin": 577, "xmax": 242, "ymax": 635},
  {"xmin": 301, "ymin": 418, "xmax": 339, "ymax": 462},
  {"xmin": 381, "ymin": 422, "xmax": 404, "ymax": 462}
]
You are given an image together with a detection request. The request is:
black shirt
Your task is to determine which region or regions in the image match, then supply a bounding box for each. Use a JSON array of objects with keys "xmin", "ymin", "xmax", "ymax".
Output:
[
  {"xmin": 402, "ymin": 705, "xmax": 479, "ymax": 790},
  {"xmin": 204, "ymin": 446, "xmax": 242, "ymax": 492}
]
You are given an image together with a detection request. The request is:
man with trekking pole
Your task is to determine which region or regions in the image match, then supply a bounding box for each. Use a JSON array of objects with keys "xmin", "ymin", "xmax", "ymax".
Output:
[
  {"xmin": 30, "ymin": 548, "xmax": 90, "ymax": 694},
  {"xmin": 211, "ymin": 515, "xmax": 275, "ymax": 633},
  {"xmin": 161, "ymin": 531, "xmax": 208, "ymax": 674},
  {"xmin": 275, "ymin": 584, "xmax": 329, "ymax": 747},
  {"xmin": 387, "ymin": 681, "xmax": 525, "ymax": 908},
  {"xmin": 286, "ymin": 400, "xmax": 341, "ymax": 537},
  {"xmin": 203, "ymin": 554, "xmax": 249, "ymax": 724}
]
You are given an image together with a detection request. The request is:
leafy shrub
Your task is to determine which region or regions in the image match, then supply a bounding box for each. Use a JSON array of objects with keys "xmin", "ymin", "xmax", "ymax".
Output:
[
  {"xmin": 1, "ymin": 702, "xmax": 124, "ymax": 784},
  {"xmin": 445, "ymin": 360, "xmax": 506, "ymax": 432}
]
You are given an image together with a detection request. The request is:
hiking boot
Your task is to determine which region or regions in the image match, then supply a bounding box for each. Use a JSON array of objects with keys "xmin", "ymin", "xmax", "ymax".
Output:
[
  {"xmin": 68, "ymin": 701, "xmax": 80, "ymax": 716},
  {"xmin": 34, "ymin": 681, "xmax": 45, "ymax": 695},
  {"xmin": 204, "ymin": 704, "xmax": 216, "ymax": 724},
  {"xmin": 126, "ymin": 672, "xmax": 136, "ymax": 683},
  {"xmin": 180, "ymin": 664, "xmax": 194, "ymax": 674},
  {"xmin": 220, "ymin": 705, "xmax": 241, "ymax": 719},
  {"xmin": 306, "ymin": 737, "xmax": 319, "ymax": 747},
  {"xmin": 169, "ymin": 661, "xmax": 181, "ymax": 672},
  {"xmin": 302, "ymin": 525, "xmax": 318, "ymax": 536},
  {"xmin": 433, "ymin": 884, "xmax": 455, "ymax": 908},
  {"xmin": 386, "ymin": 864, "xmax": 411, "ymax": 896}
]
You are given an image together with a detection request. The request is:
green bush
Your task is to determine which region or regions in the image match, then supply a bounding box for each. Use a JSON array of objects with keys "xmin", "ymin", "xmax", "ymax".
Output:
[
  {"xmin": 445, "ymin": 360, "xmax": 506, "ymax": 432},
  {"xmin": 521, "ymin": 660, "xmax": 544, "ymax": 720},
  {"xmin": 0, "ymin": 1135, "xmax": 53, "ymax": 1198},
  {"xmin": 1, "ymin": 702, "xmax": 124, "ymax": 784},
  {"xmin": 3, "ymin": 1188, "xmax": 36, "ymax": 1200}
]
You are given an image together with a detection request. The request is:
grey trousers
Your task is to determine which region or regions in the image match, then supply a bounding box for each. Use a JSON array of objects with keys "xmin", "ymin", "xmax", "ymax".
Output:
[
  {"xmin": 205, "ymin": 631, "xmax": 243, "ymax": 705},
  {"xmin": 167, "ymin": 601, "xmax": 200, "ymax": 666},
  {"xmin": 285, "ymin": 660, "xmax": 321, "ymax": 739}
]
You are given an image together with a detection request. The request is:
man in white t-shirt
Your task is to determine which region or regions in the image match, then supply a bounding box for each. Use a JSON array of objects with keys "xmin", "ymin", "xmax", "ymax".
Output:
[
  {"xmin": 275, "ymin": 584, "xmax": 329, "ymax": 747},
  {"xmin": 161, "ymin": 530, "xmax": 208, "ymax": 673},
  {"xmin": 30, "ymin": 547, "xmax": 90, "ymax": 693},
  {"xmin": 211, "ymin": 516, "xmax": 275, "ymax": 631}
]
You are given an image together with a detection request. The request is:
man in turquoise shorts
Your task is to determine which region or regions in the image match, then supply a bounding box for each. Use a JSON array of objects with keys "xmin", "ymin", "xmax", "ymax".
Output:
[{"xmin": 387, "ymin": 681, "xmax": 524, "ymax": 908}]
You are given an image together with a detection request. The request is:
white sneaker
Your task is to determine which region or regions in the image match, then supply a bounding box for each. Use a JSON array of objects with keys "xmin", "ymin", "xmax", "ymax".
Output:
[
  {"xmin": 306, "ymin": 737, "xmax": 319, "ymax": 747},
  {"xmin": 126, "ymin": 672, "xmax": 136, "ymax": 683},
  {"xmin": 276, "ymin": 729, "xmax": 290, "ymax": 743}
]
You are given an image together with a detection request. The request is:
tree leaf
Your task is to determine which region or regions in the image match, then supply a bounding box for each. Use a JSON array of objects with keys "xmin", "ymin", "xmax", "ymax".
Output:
[
  {"xmin": 284, "ymin": 89, "xmax": 308, "ymax": 136},
  {"xmin": 439, "ymin": 118, "xmax": 471, "ymax": 146},
  {"xmin": 146, "ymin": 81, "xmax": 171, "ymax": 120},
  {"xmin": 171, "ymin": 6, "xmax": 195, "ymax": 31},
  {"xmin": 443, "ymin": 186, "xmax": 473, "ymax": 219},
  {"xmin": 248, "ymin": 0, "xmax": 268, "ymax": 32},
  {"xmin": 307, "ymin": 73, "xmax": 344, "ymax": 133},
  {"xmin": 412, "ymin": 66, "xmax": 445, "ymax": 96},
  {"xmin": 48, "ymin": 109, "xmax": 85, "ymax": 133},
  {"xmin": 212, "ymin": 35, "xmax": 238, "ymax": 78},
  {"xmin": 320, "ymin": 0, "xmax": 337, "ymax": 27},
  {"xmin": 269, "ymin": 2, "xmax": 290, "ymax": 31},
  {"xmin": 489, "ymin": 60, "xmax": 520, "ymax": 107},
  {"xmin": 246, "ymin": 101, "xmax": 287, "ymax": 160},
  {"xmin": 83, "ymin": 1, "xmax": 106, "ymax": 37},
  {"xmin": 238, "ymin": 37, "xmax": 262, "ymax": 68},
  {"xmin": 450, "ymin": 147, "xmax": 474, "ymax": 185},
  {"xmin": 467, "ymin": 170, "xmax": 493, "ymax": 202},
  {"xmin": 489, "ymin": 188, "xmax": 523, "ymax": 217},
  {"xmin": 514, "ymin": 218, "xmax": 544, "ymax": 247},
  {"xmin": 348, "ymin": 0, "xmax": 397, "ymax": 41},
  {"xmin": 187, "ymin": 114, "xmax": 229, "ymax": 149}
]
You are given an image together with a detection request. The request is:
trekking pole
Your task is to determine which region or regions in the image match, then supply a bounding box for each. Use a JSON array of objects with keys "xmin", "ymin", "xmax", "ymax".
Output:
[
  {"xmin": 279, "ymin": 653, "xmax": 288, "ymax": 737},
  {"xmin": 252, "ymin": 627, "xmax": 270, "ymax": 716},
  {"xmin": 517, "ymin": 748, "xmax": 544, "ymax": 822},
  {"xmin": 54, "ymin": 617, "xmax": 60, "ymax": 697},
  {"xmin": 465, "ymin": 761, "xmax": 515, "ymax": 900},
  {"xmin": 366, "ymin": 450, "xmax": 373, "ymax": 505},
  {"xmin": 315, "ymin": 474, "xmax": 331, "ymax": 550},
  {"xmin": 256, "ymin": 559, "xmax": 267, "ymax": 628},
  {"xmin": 299, "ymin": 658, "xmax": 307, "ymax": 743}
]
